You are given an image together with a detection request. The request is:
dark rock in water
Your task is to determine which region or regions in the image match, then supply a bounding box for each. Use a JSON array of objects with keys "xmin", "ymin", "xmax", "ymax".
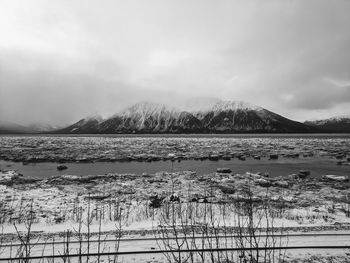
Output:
[
  {"xmin": 303, "ymin": 152, "xmax": 314, "ymax": 157},
  {"xmin": 285, "ymin": 153, "xmax": 300, "ymax": 158},
  {"xmin": 347, "ymin": 157, "xmax": 350, "ymax": 162},
  {"xmin": 299, "ymin": 169, "xmax": 310, "ymax": 175},
  {"xmin": 298, "ymin": 170, "xmax": 310, "ymax": 179},
  {"xmin": 253, "ymin": 155, "xmax": 261, "ymax": 160},
  {"xmin": 336, "ymin": 154, "xmax": 344, "ymax": 160},
  {"xmin": 238, "ymin": 155, "xmax": 246, "ymax": 161},
  {"xmin": 209, "ymin": 154, "xmax": 219, "ymax": 161},
  {"xmin": 152, "ymin": 156, "xmax": 161, "ymax": 161},
  {"xmin": 262, "ymin": 172, "xmax": 269, "ymax": 178},
  {"xmin": 149, "ymin": 195, "xmax": 164, "ymax": 208},
  {"xmin": 269, "ymin": 154, "xmax": 279, "ymax": 160},
  {"xmin": 57, "ymin": 165, "xmax": 68, "ymax": 171},
  {"xmin": 222, "ymin": 155, "xmax": 231, "ymax": 160},
  {"xmin": 217, "ymin": 168, "xmax": 232, "ymax": 173}
]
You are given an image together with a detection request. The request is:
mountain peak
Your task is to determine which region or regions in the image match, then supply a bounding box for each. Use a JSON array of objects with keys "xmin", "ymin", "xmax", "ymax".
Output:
[
  {"xmin": 83, "ymin": 114, "xmax": 104, "ymax": 123},
  {"xmin": 306, "ymin": 115, "xmax": 350, "ymax": 124},
  {"xmin": 327, "ymin": 115, "xmax": 350, "ymax": 121},
  {"xmin": 210, "ymin": 100, "xmax": 263, "ymax": 112},
  {"xmin": 120, "ymin": 101, "xmax": 181, "ymax": 118},
  {"xmin": 304, "ymin": 115, "xmax": 350, "ymax": 132}
]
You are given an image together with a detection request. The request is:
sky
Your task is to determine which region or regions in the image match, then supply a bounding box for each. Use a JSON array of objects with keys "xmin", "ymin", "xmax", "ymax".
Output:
[{"xmin": 0, "ymin": 0, "xmax": 350, "ymax": 126}]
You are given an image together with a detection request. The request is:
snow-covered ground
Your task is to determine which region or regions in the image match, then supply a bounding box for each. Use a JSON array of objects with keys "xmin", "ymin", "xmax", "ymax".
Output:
[
  {"xmin": 1, "ymin": 169, "xmax": 350, "ymax": 234},
  {"xmin": 2, "ymin": 169, "xmax": 350, "ymax": 262}
]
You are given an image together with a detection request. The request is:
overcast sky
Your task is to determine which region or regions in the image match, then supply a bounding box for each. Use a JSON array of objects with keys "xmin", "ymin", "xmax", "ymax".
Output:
[{"xmin": 0, "ymin": 0, "xmax": 350, "ymax": 125}]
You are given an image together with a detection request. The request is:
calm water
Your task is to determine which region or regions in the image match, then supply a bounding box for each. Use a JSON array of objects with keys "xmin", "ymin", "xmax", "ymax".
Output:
[
  {"xmin": 0, "ymin": 134, "xmax": 349, "ymax": 179},
  {"xmin": 1, "ymin": 156, "xmax": 349, "ymax": 179}
]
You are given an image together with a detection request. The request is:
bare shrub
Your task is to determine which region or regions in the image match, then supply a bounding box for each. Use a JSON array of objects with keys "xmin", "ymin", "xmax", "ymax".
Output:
[
  {"xmin": 156, "ymin": 178, "xmax": 288, "ymax": 263},
  {"xmin": 13, "ymin": 199, "xmax": 38, "ymax": 263}
]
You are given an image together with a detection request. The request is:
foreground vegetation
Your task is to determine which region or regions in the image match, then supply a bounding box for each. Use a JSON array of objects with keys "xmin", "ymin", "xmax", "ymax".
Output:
[{"xmin": 1, "ymin": 167, "xmax": 350, "ymax": 262}]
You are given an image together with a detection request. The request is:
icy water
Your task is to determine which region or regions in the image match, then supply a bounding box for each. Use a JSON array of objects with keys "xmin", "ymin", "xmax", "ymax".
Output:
[
  {"xmin": 0, "ymin": 134, "xmax": 350, "ymax": 179},
  {"xmin": 1, "ymin": 156, "xmax": 349, "ymax": 179}
]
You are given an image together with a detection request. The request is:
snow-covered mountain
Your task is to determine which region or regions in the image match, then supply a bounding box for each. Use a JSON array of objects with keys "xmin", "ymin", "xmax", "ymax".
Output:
[
  {"xmin": 118, "ymin": 102, "xmax": 182, "ymax": 131},
  {"xmin": 194, "ymin": 100, "xmax": 312, "ymax": 132},
  {"xmin": 56, "ymin": 114, "xmax": 104, "ymax": 134},
  {"xmin": 55, "ymin": 100, "xmax": 316, "ymax": 134},
  {"xmin": 210, "ymin": 100, "xmax": 263, "ymax": 112},
  {"xmin": 7, "ymin": 101, "xmax": 350, "ymax": 134},
  {"xmin": 305, "ymin": 115, "xmax": 350, "ymax": 133},
  {"xmin": 98, "ymin": 102, "xmax": 202, "ymax": 133}
]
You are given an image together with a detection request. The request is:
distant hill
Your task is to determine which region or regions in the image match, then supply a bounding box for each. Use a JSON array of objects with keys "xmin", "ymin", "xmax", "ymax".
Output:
[
  {"xmin": 54, "ymin": 100, "xmax": 317, "ymax": 134},
  {"xmin": 0, "ymin": 121, "xmax": 60, "ymax": 134},
  {"xmin": 305, "ymin": 116, "xmax": 350, "ymax": 133}
]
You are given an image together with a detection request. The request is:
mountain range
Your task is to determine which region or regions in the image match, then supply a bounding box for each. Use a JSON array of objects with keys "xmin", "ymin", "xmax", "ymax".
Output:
[
  {"xmin": 0, "ymin": 121, "xmax": 60, "ymax": 134},
  {"xmin": 1, "ymin": 101, "xmax": 349, "ymax": 134},
  {"xmin": 52, "ymin": 101, "xmax": 330, "ymax": 134},
  {"xmin": 305, "ymin": 116, "xmax": 350, "ymax": 133}
]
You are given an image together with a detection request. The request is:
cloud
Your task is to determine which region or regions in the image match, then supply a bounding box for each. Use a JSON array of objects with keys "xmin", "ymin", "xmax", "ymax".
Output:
[{"xmin": 0, "ymin": 0, "xmax": 350, "ymax": 124}]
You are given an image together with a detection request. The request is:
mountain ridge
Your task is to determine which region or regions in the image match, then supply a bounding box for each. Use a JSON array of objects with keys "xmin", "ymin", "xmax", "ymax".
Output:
[
  {"xmin": 54, "ymin": 100, "xmax": 318, "ymax": 134},
  {"xmin": 0, "ymin": 120, "xmax": 61, "ymax": 134},
  {"xmin": 4, "ymin": 100, "xmax": 349, "ymax": 134},
  {"xmin": 304, "ymin": 116, "xmax": 350, "ymax": 133}
]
